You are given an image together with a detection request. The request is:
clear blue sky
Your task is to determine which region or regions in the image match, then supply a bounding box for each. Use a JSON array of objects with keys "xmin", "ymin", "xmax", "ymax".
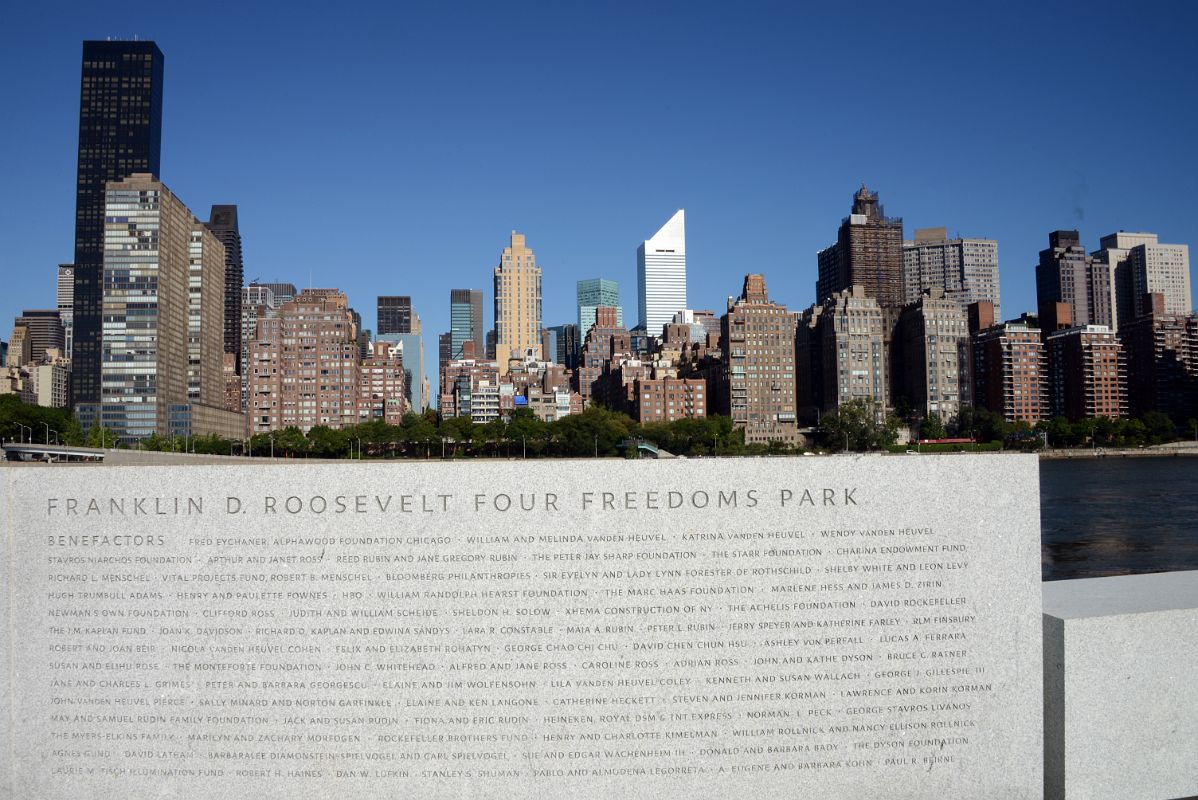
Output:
[{"xmin": 3, "ymin": 0, "xmax": 1197, "ymax": 391}]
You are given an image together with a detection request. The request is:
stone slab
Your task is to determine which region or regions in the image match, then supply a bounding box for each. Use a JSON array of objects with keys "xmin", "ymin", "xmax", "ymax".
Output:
[
  {"xmin": 1043, "ymin": 571, "xmax": 1198, "ymax": 800},
  {"xmin": 3, "ymin": 456, "xmax": 1042, "ymax": 799}
]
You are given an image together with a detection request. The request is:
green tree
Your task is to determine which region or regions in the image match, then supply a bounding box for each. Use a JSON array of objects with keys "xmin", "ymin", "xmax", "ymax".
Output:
[
  {"xmin": 400, "ymin": 413, "xmax": 438, "ymax": 457},
  {"xmin": 506, "ymin": 409, "xmax": 548, "ymax": 457},
  {"xmin": 139, "ymin": 432, "xmax": 172, "ymax": 452},
  {"xmin": 0, "ymin": 395, "xmax": 79, "ymax": 445},
  {"xmin": 820, "ymin": 399, "xmax": 895, "ymax": 452},
  {"xmin": 81, "ymin": 425, "xmax": 116, "ymax": 448},
  {"xmin": 275, "ymin": 426, "xmax": 309, "ymax": 457},
  {"xmin": 1093, "ymin": 416, "xmax": 1115, "ymax": 447},
  {"xmin": 951, "ymin": 406, "xmax": 974, "ymax": 439},
  {"xmin": 1119, "ymin": 418, "xmax": 1147, "ymax": 448},
  {"xmin": 1038, "ymin": 416, "xmax": 1073, "ymax": 448},
  {"xmin": 1142, "ymin": 411, "xmax": 1176, "ymax": 444},
  {"xmin": 551, "ymin": 405, "xmax": 634, "ymax": 457},
  {"xmin": 919, "ymin": 413, "xmax": 946, "ymax": 440},
  {"xmin": 438, "ymin": 415, "xmax": 476, "ymax": 457},
  {"xmin": 1070, "ymin": 417, "xmax": 1097, "ymax": 449},
  {"xmin": 969, "ymin": 408, "xmax": 1011, "ymax": 444},
  {"xmin": 358, "ymin": 419, "xmax": 401, "ymax": 457},
  {"xmin": 306, "ymin": 425, "xmax": 348, "ymax": 458},
  {"xmin": 249, "ymin": 431, "xmax": 275, "ymax": 457},
  {"xmin": 635, "ymin": 415, "xmax": 732, "ymax": 456}
]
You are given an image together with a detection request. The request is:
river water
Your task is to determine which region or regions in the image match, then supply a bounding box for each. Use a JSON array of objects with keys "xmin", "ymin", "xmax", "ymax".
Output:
[{"xmin": 1040, "ymin": 456, "xmax": 1198, "ymax": 580}]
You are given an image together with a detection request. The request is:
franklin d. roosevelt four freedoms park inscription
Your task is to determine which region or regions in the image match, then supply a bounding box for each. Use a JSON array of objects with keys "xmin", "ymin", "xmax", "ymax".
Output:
[{"xmin": 1, "ymin": 456, "xmax": 1042, "ymax": 799}]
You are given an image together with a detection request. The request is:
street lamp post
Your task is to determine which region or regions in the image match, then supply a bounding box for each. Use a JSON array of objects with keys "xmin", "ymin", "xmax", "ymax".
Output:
[
  {"xmin": 50, "ymin": 429, "xmax": 60, "ymax": 446},
  {"xmin": 355, "ymin": 437, "xmax": 362, "ymax": 460},
  {"xmin": 16, "ymin": 423, "xmax": 30, "ymax": 444},
  {"xmin": 594, "ymin": 434, "xmax": 598, "ymax": 458},
  {"xmin": 270, "ymin": 435, "xmax": 275, "ymax": 459},
  {"xmin": 43, "ymin": 422, "xmax": 50, "ymax": 444}
]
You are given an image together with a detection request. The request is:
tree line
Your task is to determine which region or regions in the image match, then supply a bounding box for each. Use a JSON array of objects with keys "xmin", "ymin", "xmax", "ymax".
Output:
[{"xmin": 2, "ymin": 394, "xmax": 1195, "ymax": 458}]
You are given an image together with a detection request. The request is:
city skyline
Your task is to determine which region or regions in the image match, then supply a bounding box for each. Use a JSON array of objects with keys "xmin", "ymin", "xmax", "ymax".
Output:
[{"xmin": 2, "ymin": 3, "xmax": 1198, "ymax": 395}]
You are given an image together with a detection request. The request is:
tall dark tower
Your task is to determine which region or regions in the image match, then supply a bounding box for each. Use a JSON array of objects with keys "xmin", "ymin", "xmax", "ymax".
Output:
[
  {"xmin": 816, "ymin": 185, "xmax": 904, "ymax": 307},
  {"xmin": 1035, "ymin": 229, "xmax": 1112, "ymax": 336},
  {"xmin": 207, "ymin": 205, "xmax": 244, "ymax": 373},
  {"xmin": 449, "ymin": 288, "xmax": 484, "ymax": 359},
  {"xmin": 377, "ymin": 296, "xmax": 413, "ymax": 335},
  {"xmin": 71, "ymin": 40, "xmax": 164, "ymax": 405}
]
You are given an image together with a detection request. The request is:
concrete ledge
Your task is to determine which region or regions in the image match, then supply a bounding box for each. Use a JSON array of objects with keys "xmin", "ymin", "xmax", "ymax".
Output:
[{"xmin": 1043, "ymin": 571, "xmax": 1198, "ymax": 800}]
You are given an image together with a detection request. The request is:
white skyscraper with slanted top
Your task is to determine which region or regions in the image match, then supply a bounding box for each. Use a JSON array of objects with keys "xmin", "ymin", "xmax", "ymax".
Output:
[{"xmin": 637, "ymin": 209, "xmax": 687, "ymax": 339}]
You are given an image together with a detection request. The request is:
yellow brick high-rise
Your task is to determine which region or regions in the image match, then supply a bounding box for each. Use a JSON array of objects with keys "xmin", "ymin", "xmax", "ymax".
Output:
[{"xmin": 493, "ymin": 231, "xmax": 542, "ymax": 375}]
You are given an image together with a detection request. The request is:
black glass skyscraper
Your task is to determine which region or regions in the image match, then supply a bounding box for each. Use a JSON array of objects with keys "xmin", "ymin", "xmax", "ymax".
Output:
[
  {"xmin": 72, "ymin": 40, "xmax": 164, "ymax": 405},
  {"xmin": 377, "ymin": 296, "xmax": 413, "ymax": 335},
  {"xmin": 207, "ymin": 205, "xmax": 244, "ymax": 373},
  {"xmin": 449, "ymin": 288, "xmax": 484, "ymax": 359}
]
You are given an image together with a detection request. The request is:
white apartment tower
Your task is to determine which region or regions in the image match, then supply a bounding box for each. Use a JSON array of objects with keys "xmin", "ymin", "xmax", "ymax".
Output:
[
  {"xmin": 637, "ymin": 209, "xmax": 687, "ymax": 339},
  {"xmin": 902, "ymin": 228, "xmax": 1000, "ymax": 318},
  {"xmin": 1094, "ymin": 231, "xmax": 1191, "ymax": 329}
]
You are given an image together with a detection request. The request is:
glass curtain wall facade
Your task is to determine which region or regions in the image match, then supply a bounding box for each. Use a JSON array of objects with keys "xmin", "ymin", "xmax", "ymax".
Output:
[
  {"xmin": 99, "ymin": 176, "xmax": 190, "ymax": 441},
  {"xmin": 449, "ymin": 289, "xmax": 483, "ymax": 359},
  {"xmin": 377, "ymin": 296, "xmax": 413, "ymax": 335},
  {"xmin": 577, "ymin": 278, "xmax": 621, "ymax": 345},
  {"xmin": 72, "ymin": 40, "xmax": 164, "ymax": 405}
]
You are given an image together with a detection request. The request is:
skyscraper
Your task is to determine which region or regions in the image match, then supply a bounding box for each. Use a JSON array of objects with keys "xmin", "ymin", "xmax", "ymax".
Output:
[
  {"xmin": 577, "ymin": 278, "xmax": 621, "ymax": 344},
  {"xmin": 795, "ymin": 286, "xmax": 887, "ymax": 426},
  {"xmin": 576, "ymin": 307, "xmax": 630, "ymax": 405},
  {"xmin": 1095, "ymin": 231, "xmax": 1191, "ymax": 328},
  {"xmin": 91, "ymin": 174, "xmax": 241, "ymax": 443},
  {"xmin": 56, "ymin": 265, "xmax": 74, "ymax": 360},
  {"xmin": 256, "ymin": 282, "xmax": 297, "ymax": 305},
  {"xmin": 902, "ymin": 228, "xmax": 1000, "ymax": 317},
  {"xmin": 378, "ymin": 332, "xmax": 427, "ymax": 412},
  {"xmin": 816, "ymin": 186, "xmax": 905, "ymax": 307},
  {"xmin": 206, "ymin": 205, "xmax": 244, "ymax": 372},
  {"xmin": 377, "ymin": 296, "xmax": 413, "ymax": 335},
  {"xmin": 637, "ymin": 210, "xmax": 687, "ymax": 338},
  {"xmin": 248, "ymin": 290, "xmax": 360, "ymax": 433},
  {"xmin": 547, "ymin": 323, "xmax": 579, "ymax": 370},
  {"xmin": 358, "ymin": 340, "xmax": 408, "ymax": 425},
  {"xmin": 1045, "ymin": 325, "xmax": 1126, "ymax": 421},
  {"xmin": 493, "ymin": 232, "xmax": 542, "ymax": 373},
  {"xmin": 438, "ymin": 332, "xmax": 453, "ymax": 379},
  {"xmin": 895, "ymin": 288, "xmax": 971, "ymax": 423},
  {"xmin": 1118, "ymin": 294, "xmax": 1198, "ymax": 422},
  {"xmin": 1036, "ymin": 230, "xmax": 1113, "ymax": 333},
  {"xmin": 238, "ymin": 285, "xmax": 278, "ymax": 414},
  {"xmin": 188, "ymin": 224, "xmax": 226, "ymax": 404},
  {"xmin": 10, "ymin": 310, "xmax": 65, "ymax": 366},
  {"xmin": 449, "ymin": 289, "xmax": 484, "ymax": 359},
  {"xmin": 721, "ymin": 274, "xmax": 798, "ymax": 444},
  {"xmin": 72, "ymin": 40, "xmax": 164, "ymax": 406},
  {"xmin": 970, "ymin": 310, "xmax": 1047, "ymax": 425}
]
